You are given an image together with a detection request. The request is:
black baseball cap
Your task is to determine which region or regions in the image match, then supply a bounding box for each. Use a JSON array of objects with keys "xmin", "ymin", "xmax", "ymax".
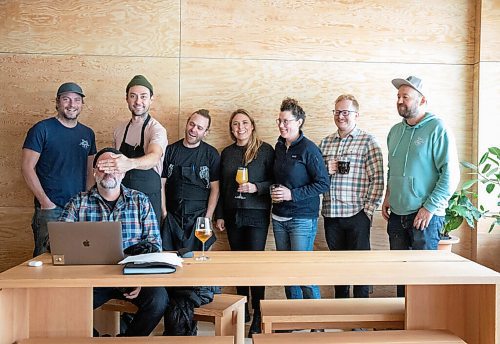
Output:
[{"xmin": 57, "ymin": 82, "xmax": 85, "ymax": 98}]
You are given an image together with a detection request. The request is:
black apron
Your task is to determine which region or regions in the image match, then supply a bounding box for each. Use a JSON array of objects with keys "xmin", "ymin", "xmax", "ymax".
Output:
[
  {"xmin": 162, "ymin": 163, "xmax": 216, "ymax": 251},
  {"xmin": 119, "ymin": 115, "xmax": 161, "ymax": 226}
]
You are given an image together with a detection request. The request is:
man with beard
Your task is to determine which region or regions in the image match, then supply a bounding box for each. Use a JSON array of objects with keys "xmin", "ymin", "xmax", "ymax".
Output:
[
  {"xmin": 97, "ymin": 75, "xmax": 167, "ymax": 225},
  {"xmin": 161, "ymin": 109, "xmax": 220, "ymax": 251},
  {"xmin": 22, "ymin": 82, "xmax": 96, "ymax": 257},
  {"xmin": 59, "ymin": 147, "xmax": 168, "ymax": 337},
  {"xmin": 381, "ymin": 76, "xmax": 459, "ymax": 296}
]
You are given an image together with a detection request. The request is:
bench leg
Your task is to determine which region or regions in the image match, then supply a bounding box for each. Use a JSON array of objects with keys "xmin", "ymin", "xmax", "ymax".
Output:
[
  {"xmin": 233, "ymin": 302, "xmax": 245, "ymax": 344},
  {"xmin": 261, "ymin": 322, "xmax": 272, "ymax": 334},
  {"xmin": 93, "ymin": 308, "xmax": 119, "ymax": 337}
]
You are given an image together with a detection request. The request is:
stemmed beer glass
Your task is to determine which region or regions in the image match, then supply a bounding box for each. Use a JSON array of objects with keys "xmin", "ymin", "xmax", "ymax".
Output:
[
  {"xmin": 194, "ymin": 217, "xmax": 213, "ymax": 261},
  {"xmin": 235, "ymin": 167, "xmax": 248, "ymax": 199}
]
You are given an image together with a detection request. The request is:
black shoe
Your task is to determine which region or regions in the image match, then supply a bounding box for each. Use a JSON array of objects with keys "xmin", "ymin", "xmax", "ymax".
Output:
[{"xmin": 248, "ymin": 314, "xmax": 261, "ymax": 338}]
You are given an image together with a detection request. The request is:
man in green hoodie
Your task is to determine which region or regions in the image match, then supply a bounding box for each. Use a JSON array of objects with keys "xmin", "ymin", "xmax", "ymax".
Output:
[{"xmin": 382, "ymin": 76, "xmax": 459, "ymax": 296}]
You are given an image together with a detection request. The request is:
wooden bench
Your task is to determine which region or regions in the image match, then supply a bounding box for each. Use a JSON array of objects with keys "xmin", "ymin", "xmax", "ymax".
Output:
[
  {"xmin": 94, "ymin": 293, "xmax": 246, "ymax": 344},
  {"xmin": 17, "ymin": 336, "xmax": 234, "ymax": 344},
  {"xmin": 252, "ymin": 329, "xmax": 465, "ymax": 343},
  {"xmin": 260, "ymin": 297, "xmax": 405, "ymax": 333}
]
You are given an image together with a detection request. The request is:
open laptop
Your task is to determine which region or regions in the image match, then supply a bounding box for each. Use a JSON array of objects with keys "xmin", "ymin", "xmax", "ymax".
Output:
[{"xmin": 48, "ymin": 221, "xmax": 124, "ymax": 265}]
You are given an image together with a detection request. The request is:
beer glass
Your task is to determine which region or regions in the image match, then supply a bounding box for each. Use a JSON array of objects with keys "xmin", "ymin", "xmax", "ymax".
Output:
[{"xmin": 235, "ymin": 167, "xmax": 248, "ymax": 199}]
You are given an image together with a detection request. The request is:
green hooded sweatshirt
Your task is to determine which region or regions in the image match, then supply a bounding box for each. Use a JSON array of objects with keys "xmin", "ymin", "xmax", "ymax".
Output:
[{"xmin": 387, "ymin": 112, "xmax": 459, "ymax": 216}]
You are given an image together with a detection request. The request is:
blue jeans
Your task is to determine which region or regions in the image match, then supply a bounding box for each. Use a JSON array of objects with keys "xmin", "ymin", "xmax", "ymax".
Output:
[
  {"xmin": 31, "ymin": 206, "xmax": 63, "ymax": 257},
  {"xmin": 324, "ymin": 210, "xmax": 371, "ymax": 298},
  {"xmin": 272, "ymin": 217, "xmax": 321, "ymax": 299},
  {"xmin": 94, "ymin": 287, "xmax": 169, "ymax": 336},
  {"xmin": 387, "ymin": 212, "xmax": 444, "ymax": 296}
]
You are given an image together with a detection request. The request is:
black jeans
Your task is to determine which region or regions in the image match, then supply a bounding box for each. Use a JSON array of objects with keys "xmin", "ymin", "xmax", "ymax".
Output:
[
  {"xmin": 93, "ymin": 287, "xmax": 168, "ymax": 336},
  {"xmin": 324, "ymin": 210, "xmax": 371, "ymax": 298},
  {"xmin": 226, "ymin": 215, "xmax": 269, "ymax": 314}
]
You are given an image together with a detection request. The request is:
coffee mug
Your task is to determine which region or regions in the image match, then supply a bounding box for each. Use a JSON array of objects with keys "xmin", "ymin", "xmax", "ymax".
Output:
[
  {"xmin": 337, "ymin": 160, "xmax": 350, "ymax": 174},
  {"xmin": 270, "ymin": 184, "xmax": 283, "ymax": 203}
]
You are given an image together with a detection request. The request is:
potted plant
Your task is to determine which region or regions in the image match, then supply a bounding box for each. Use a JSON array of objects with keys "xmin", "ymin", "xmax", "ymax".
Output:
[{"xmin": 441, "ymin": 146, "xmax": 500, "ymax": 250}]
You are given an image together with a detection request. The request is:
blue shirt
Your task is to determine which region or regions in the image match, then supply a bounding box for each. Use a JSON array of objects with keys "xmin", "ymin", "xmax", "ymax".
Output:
[
  {"xmin": 23, "ymin": 117, "xmax": 97, "ymax": 207},
  {"xmin": 58, "ymin": 185, "xmax": 161, "ymax": 251}
]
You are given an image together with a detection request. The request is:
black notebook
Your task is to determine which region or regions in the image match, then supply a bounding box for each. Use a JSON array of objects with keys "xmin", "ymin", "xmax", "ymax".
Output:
[{"xmin": 123, "ymin": 261, "xmax": 177, "ymax": 275}]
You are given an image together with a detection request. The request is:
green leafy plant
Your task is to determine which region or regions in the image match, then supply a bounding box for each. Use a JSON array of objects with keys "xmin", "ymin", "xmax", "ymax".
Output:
[{"xmin": 443, "ymin": 146, "xmax": 500, "ymax": 235}]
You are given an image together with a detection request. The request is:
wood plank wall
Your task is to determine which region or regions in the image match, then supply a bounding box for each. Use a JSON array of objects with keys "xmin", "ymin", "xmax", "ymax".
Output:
[
  {"xmin": 1, "ymin": 0, "xmax": 495, "ymax": 293},
  {"xmin": 473, "ymin": 0, "xmax": 500, "ymax": 272}
]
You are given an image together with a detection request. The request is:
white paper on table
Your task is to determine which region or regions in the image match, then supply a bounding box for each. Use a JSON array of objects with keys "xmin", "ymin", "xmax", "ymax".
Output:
[{"xmin": 118, "ymin": 252, "xmax": 183, "ymax": 267}]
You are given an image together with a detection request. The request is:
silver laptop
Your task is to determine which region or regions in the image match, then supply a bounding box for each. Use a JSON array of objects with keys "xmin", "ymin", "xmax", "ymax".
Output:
[{"xmin": 48, "ymin": 221, "xmax": 124, "ymax": 265}]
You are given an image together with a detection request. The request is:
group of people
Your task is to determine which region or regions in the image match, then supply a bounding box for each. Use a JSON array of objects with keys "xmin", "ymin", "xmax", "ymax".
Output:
[{"xmin": 21, "ymin": 74, "xmax": 459, "ymax": 337}]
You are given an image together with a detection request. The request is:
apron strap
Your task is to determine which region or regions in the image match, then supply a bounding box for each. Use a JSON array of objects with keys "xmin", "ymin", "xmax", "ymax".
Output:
[{"xmin": 121, "ymin": 114, "xmax": 151, "ymax": 148}]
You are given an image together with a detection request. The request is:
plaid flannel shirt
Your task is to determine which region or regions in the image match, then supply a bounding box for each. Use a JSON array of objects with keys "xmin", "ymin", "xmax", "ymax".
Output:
[
  {"xmin": 59, "ymin": 185, "xmax": 161, "ymax": 251},
  {"xmin": 319, "ymin": 127, "xmax": 384, "ymax": 218}
]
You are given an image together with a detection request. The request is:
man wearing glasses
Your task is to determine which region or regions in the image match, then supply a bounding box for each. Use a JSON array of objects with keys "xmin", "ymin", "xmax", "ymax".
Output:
[{"xmin": 319, "ymin": 94, "xmax": 384, "ymax": 299}]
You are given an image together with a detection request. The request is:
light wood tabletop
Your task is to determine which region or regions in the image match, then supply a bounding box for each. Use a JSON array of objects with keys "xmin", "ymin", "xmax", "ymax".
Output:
[{"xmin": 0, "ymin": 250, "xmax": 497, "ymax": 288}]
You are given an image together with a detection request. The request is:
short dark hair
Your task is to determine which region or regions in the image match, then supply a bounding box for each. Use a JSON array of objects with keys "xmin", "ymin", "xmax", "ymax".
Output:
[
  {"xmin": 93, "ymin": 147, "xmax": 122, "ymax": 168},
  {"xmin": 280, "ymin": 97, "xmax": 305, "ymax": 129},
  {"xmin": 188, "ymin": 109, "xmax": 211, "ymax": 129}
]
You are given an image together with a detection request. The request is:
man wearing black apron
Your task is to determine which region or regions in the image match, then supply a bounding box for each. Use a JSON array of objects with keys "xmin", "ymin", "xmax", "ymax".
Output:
[
  {"xmin": 97, "ymin": 75, "xmax": 167, "ymax": 226},
  {"xmin": 161, "ymin": 109, "xmax": 220, "ymax": 251}
]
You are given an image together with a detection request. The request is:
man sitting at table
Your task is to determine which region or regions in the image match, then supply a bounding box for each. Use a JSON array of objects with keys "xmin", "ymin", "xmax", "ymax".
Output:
[{"xmin": 59, "ymin": 147, "xmax": 168, "ymax": 337}]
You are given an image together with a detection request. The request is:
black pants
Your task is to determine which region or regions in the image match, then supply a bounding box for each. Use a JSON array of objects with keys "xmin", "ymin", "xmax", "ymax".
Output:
[
  {"xmin": 226, "ymin": 216, "xmax": 269, "ymax": 314},
  {"xmin": 324, "ymin": 210, "xmax": 371, "ymax": 298},
  {"xmin": 93, "ymin": 287, "xmax": 168, "ymax": 336}
]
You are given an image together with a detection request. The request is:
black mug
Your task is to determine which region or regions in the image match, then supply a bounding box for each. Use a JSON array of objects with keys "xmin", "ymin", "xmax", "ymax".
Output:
[{"xmin": 337, "ymin": 160, "xmax": 350, "ymax": 174}]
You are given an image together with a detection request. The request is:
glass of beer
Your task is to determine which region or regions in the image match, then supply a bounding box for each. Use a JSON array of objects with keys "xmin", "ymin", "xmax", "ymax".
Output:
[
  {"xmin": 235, "ymin": 167, "xmax": 248, "ymax": 199},
  {"xmin": 194, "ymin": 217, "xmax": 213, "ymax": 261}
]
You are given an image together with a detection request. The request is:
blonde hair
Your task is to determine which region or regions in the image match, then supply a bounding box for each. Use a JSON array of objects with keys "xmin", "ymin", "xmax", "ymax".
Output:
[
  {"xmin": 335, "ymin": 94, "xmax": 359, "ymax": 112},
  {"xmin": 229, "ymin": 109, "xmax": 263, "ymax": 166}
]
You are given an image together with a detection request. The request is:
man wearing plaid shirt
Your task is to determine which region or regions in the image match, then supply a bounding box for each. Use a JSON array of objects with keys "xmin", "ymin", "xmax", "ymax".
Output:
[
  {"xmin": 59, "ymin": 147, "xmax": 168, "ymax": 336},
  {"xmin": 319, "ymin": 94, "xmax": 384, "ymax": 298}
]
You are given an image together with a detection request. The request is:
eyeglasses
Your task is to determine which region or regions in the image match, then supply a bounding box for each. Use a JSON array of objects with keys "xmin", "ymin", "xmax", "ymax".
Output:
[
  {"xmin": 276, "ymin": 118, "xmax": 298, "ymax": 126},
  {"xmin": 332, "ymin": 110, "xmax": 357, "ymax": 117}
]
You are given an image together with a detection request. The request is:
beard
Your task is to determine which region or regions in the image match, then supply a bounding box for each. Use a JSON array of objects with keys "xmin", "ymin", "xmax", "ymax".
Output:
[
  {"xmin": 98, "ymin": 175, "xmax": 118, "ymax": 189},
  {"xmin": 57, "ymin": 107, "xmax": 81, "ymax": 121},
  {"xmin": 397, "ymin": 101, "xmax": 419, "ymax": 119}
]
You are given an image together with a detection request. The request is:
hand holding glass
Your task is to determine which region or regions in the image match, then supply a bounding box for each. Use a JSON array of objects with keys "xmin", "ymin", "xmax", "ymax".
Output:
[
  {"xmin": 194, "ymin": 217, "xmax": 213, "ymax": 261},
  {"xmin": 235, "ymin": 167, "xmax": 248, "ymax": 199}
]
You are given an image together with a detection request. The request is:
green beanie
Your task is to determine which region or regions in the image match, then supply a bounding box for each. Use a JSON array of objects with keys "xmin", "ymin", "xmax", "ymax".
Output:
[{"xmin": 126, "ymin": 75, "xmax": 153, "ymax": 96}]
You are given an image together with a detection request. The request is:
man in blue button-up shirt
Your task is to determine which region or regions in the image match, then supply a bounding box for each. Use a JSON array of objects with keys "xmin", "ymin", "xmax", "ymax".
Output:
[{"xmin": 59, "ymin": 147, "xmax": 168, "ymax": 337}]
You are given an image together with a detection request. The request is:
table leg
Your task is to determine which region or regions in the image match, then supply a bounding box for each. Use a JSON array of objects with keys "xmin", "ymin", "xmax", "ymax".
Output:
[
  {"xmin": 0, "ymin": 288, "xmax": 29, "ymax": 344},
  {"xmin": 406, "ymin": 284, "xmax": 498, "ymax": 344},
  {"xmin": 29, "ymin": 287, "xmax": 93, "ymax": 338}
]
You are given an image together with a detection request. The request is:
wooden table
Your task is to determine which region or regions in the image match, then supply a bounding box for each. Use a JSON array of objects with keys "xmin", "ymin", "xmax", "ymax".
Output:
[{"xmin": 0, "ymin": 250, "xmax": 498, "ymax": 344}]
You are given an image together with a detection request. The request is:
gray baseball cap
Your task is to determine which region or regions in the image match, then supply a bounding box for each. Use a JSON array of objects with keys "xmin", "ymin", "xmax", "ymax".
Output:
[
  {"xmin": 392, "ymin": 76, "xmax": 424, "ymax": 97},
  {"xmin": 57, "ymin": 82, "xmax": 85, "ymax": 98}
]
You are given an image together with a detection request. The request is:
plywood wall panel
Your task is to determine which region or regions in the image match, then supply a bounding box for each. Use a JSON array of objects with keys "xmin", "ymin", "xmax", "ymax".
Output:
[
  {"xmin": 182, "ymin": 0, "xmax": 475, "ymax": 64},
  {"xmin": 180, "ymin": 58, "xmax": 473, "ymax": 164},
  {"xmin": 475, "ymin": 62, "xmax": 500, "ymax": 271},
  {"xmin": 480, "ymin": 0, "xmax": 500, "ymax": 61},
  {"xmin": 0, "ymin": 0, "xmax": 180, "ymax": 57},
  {"xmin": 0, "ymin": 207, "xmax": 33, "ymax": 273},
  {"xmin": 0, "ymin": 54, "xmax": 179, "ymax": 208}
]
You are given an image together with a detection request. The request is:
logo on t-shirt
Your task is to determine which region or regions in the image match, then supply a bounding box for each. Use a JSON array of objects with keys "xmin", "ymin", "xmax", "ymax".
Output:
[
  {"xmin": 414, "ymin": 137, "xmax": 425, "ymax": 146},
  {"xmin": 79, "ymin": 139, "xmax": 90, "ymax": 150}
]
